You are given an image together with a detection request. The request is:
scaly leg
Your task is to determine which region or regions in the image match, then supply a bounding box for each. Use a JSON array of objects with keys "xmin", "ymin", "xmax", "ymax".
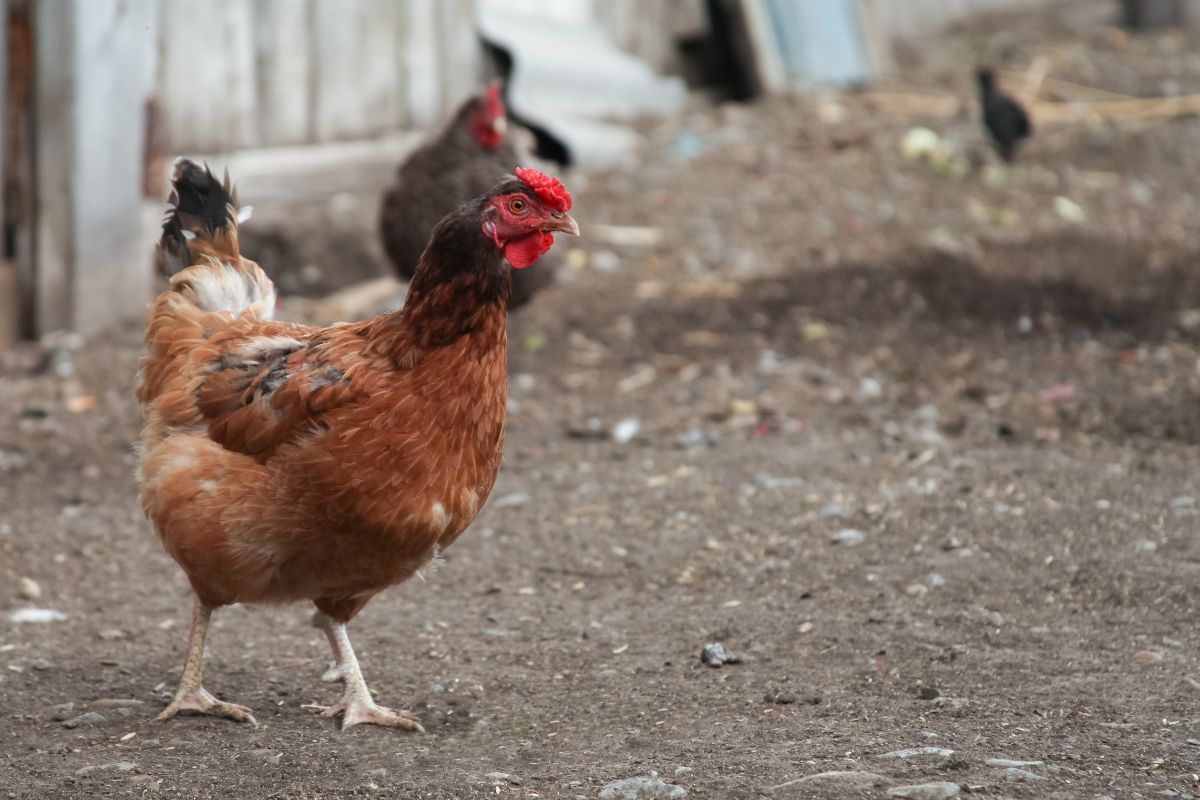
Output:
[
  {"xmin": 312, "ymin": 614, "xmax": 344, "ymax": 682},
  {"xmin": 312, "ymin": 611, "xmax": 423, "ymax": 732},
  {"xmin": 157, "ymin": 597, "xmax": 256, "ymax": 724}
]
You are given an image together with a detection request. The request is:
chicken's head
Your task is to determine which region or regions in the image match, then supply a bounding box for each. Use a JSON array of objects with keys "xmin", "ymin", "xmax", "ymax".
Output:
[
  {"xmin": 468, "ymin": 82, "xmax": 507, "ymax": 150},
  {"xmin": 482, "ymin": 167, "xmax": 578, "ymax": 269}
]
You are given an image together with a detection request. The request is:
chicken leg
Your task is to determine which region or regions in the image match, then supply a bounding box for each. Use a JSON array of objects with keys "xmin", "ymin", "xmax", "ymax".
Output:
[
  {"xmin": 157, "ymin": 597, "xmax": 256, "ymax": 724},
  {"xmin": 312, "ymin": 611, "xmax": 424, "ymax": 732}
]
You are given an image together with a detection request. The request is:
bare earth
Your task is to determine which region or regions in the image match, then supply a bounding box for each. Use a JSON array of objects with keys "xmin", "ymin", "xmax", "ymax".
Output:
[{"xmin": 1, "ymin": 4, "xmax": 1198, "ymax": 798}]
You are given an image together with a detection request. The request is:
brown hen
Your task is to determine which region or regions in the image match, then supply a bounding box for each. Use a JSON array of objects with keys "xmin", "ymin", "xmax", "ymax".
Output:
[{"xmin": 138, "ymin": 160, "xmax": 577, "ymax": 730}]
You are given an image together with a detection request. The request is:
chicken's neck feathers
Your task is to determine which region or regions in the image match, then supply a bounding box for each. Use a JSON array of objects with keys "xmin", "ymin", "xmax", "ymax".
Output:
[{"xmin": 371, "ymin": 200, "xmax": 511, "ymax": 358}]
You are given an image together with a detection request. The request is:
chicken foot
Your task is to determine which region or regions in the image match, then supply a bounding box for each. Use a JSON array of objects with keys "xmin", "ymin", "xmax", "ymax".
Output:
[
  {"xmin": 312, "ymin": 611, "xmax": 424, "ymax": 732},
  {"xmin": 157, "ymin": 597, "xmax": 256, "ymax": 725}
]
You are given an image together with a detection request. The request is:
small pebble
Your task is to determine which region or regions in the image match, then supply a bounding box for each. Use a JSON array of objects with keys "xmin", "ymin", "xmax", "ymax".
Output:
[
  {"xmin": 700, "ymin": 642, "xmax": 741, "ymax": 668},
  {"xmin": 8, "ymin": 608, "xmax": 67, "ymax": 624},
  {"xmin": 986, "ymin": 758, "xmax": 1043, "ymax": 768},
  {"xmin": 830, "ymin": 528, "xmax": 865, "ymax": 546},
  {"xmin": 675, "ymin": 429, "xmax": 716, "ymax": 449},
  {"xmin": 916, "ymin": 686, "xmax": 941, "ymax": 700},
  {"xmin": 591, "ymin": 250, "xmax": 622, "ymax": 273},
  {"xmin": 612, "ymin": 418, "xmax": 640, "ymax": 444},
  {"xmin": 818, "ymin": 503, "xmax": 843, "ymax": 518},
  {"xmin": 97, "ymin": 629, "xmax": 127, "ymax": 641},
  {"xmin": 17, "ymin": 577, "xmax": 41, "ymax": 601},
  {"xmin": 755, "ymin": 471, "xmax": 802, "ymax": 490},
  {"xmin": 491, "ymin": 492, "xmax": 530, "ymax": 510},
  {"xmin": 1134, "ymin": 539, "xmax": 1158, "ymax": 554}
]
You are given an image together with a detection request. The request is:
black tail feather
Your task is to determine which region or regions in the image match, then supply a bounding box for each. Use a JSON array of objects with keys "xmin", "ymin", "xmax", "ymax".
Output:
[{"xmin": 156, "ymin": 159, "xmax": 241, "ymax": 278}]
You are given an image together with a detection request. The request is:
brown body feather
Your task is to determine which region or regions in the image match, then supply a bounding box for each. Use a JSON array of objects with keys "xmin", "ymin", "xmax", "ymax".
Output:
[{"xmin": 139, "ymin": 162, "xmax": 509, "ymax": 623}]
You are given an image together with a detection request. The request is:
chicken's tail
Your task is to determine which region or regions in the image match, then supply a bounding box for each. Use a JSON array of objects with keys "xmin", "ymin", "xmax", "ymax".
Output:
[{"xmin": 154, "ymin": 159, "xmax": 275, "ymax": 319}]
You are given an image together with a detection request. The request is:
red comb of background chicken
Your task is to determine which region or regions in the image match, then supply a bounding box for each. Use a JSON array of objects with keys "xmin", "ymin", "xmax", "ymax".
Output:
[
  {"xmin": 482, "ymin": 81, "xmax": 504, "ymax": 118},
  {"xmin": 515, "ymin": 167, "xmax": 571, "ymax": 213}
]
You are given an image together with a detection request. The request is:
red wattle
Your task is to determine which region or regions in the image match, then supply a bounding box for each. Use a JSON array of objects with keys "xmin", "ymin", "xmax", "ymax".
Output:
[{"xmin": 504, "ymin": 231, "xmax": 554, "ymax": 269}]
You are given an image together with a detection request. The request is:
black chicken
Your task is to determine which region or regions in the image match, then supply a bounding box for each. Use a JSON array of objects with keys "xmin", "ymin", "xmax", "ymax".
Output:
[
  {"xmin": 379, "ymin": 84, "xmax": 559, "ymax": 309},
  {"xmin": 977, "ymin": 68, "xmax": 1032, "ymax": 163}
]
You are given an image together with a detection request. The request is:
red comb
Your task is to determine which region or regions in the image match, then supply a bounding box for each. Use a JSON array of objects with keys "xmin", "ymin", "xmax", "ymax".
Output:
[
  {"xmin": 515, "ymin": 167, "xmax": 572, "ymax": 213},
  {"xmin": 482, "ymin": 81, "xmax": 505, "ymax": 117}
]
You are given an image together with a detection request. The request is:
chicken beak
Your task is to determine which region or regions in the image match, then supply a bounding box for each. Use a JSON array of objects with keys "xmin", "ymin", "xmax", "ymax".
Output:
[
  {"xmin": 545, "ymin": 212, "xmax": 580, "ymax": 236},
  {"xmin": 493, "ymin": 116, "xmax": 508, "ymax": 137}
]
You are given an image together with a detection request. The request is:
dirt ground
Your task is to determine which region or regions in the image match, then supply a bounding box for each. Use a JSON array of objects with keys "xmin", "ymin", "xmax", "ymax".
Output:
[{"xmin": 2, "ymin": 3, "xmax": 1199, "ymax": 798}]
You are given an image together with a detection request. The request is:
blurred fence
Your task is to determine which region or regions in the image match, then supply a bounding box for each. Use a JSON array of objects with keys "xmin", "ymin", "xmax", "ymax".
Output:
[
  {"xmin": 865, "ymin": 0, "xmax": 1051, "ymax": 40},
  {"xmin": 152, "ymin": 0, "xmax": 694, "ymax": 154},
  {"xmin": 3, "ymin": 0, "xmax": 1068, "ymax": 345}
]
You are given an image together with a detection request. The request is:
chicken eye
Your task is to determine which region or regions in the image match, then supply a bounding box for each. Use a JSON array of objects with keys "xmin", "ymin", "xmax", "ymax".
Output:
[{"xmin": 508, "ymin": 197, "xmax": 527, "ymax": 214}]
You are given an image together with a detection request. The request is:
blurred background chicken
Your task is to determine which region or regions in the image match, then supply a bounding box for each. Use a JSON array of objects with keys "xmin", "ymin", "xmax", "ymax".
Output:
[
  {"xmin": 138, "ymin": 160, "xmax": 576, "ymax": 730},
  {"xmin": 977, "ymin": 67, "xmax": 1033, "ymax": 163},
  {"xmin": 380, "ymin": 82, "xmax": 564, "ymax": 310}
]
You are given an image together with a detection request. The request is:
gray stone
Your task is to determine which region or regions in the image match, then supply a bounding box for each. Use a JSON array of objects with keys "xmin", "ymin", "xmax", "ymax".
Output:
[
  {"xmin": 76, "ymin": 762, "xmax": 137, "ymax": 776},
  {"xmin": 700, "ymin": 642, "xmax": 741, "ymax": 667},
  {"xmin": 792, "ymin": 771, "xmax": 886, "ymax": 790},
  {"xmin": 999, "ymin": 767, "xmax": 1045, "ymax": 782},
  {"xmin": 599, "ymin": 772, "xmax": 686, "ymax": 799},
  {"xmin": 880, "ymin": 747, "xmax": 955, "ymax": 759},
  {"xmin": 887, "ymin": 782, "xmax": 961, "ymax": 799},
  {"xmin": 986, "ymin": 758, "xmax": 1043, "ymax": 768},
  {"xmin": 62, "ymin": 711, "xmax": 107, "ymax": 728}
]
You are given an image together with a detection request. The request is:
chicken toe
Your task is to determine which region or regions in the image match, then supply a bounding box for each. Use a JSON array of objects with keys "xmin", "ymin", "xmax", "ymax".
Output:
[
  {"xmin": 328, "ymin": 699, "xmax": 424, "ymax": 732},
  {"xmin": 157, "ymin": 687, "xmax": 256, "ymax": 724},
  {"xmin": 314, "ymin": 611, "xmax": 423, "ymax": 733},
  {"xmin": 156, "ymin": 597, "xmax": 255, "ymax": 725}
]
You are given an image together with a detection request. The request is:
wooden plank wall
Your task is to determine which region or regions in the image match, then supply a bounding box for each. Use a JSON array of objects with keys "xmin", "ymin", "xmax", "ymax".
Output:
[
  {"xmin": 149, "ymin": 0, "xmax": 706, "ymax": 155},
  {"xmin": 152, "ymin": 0, "xmax": 480, "ymax": 154}
]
